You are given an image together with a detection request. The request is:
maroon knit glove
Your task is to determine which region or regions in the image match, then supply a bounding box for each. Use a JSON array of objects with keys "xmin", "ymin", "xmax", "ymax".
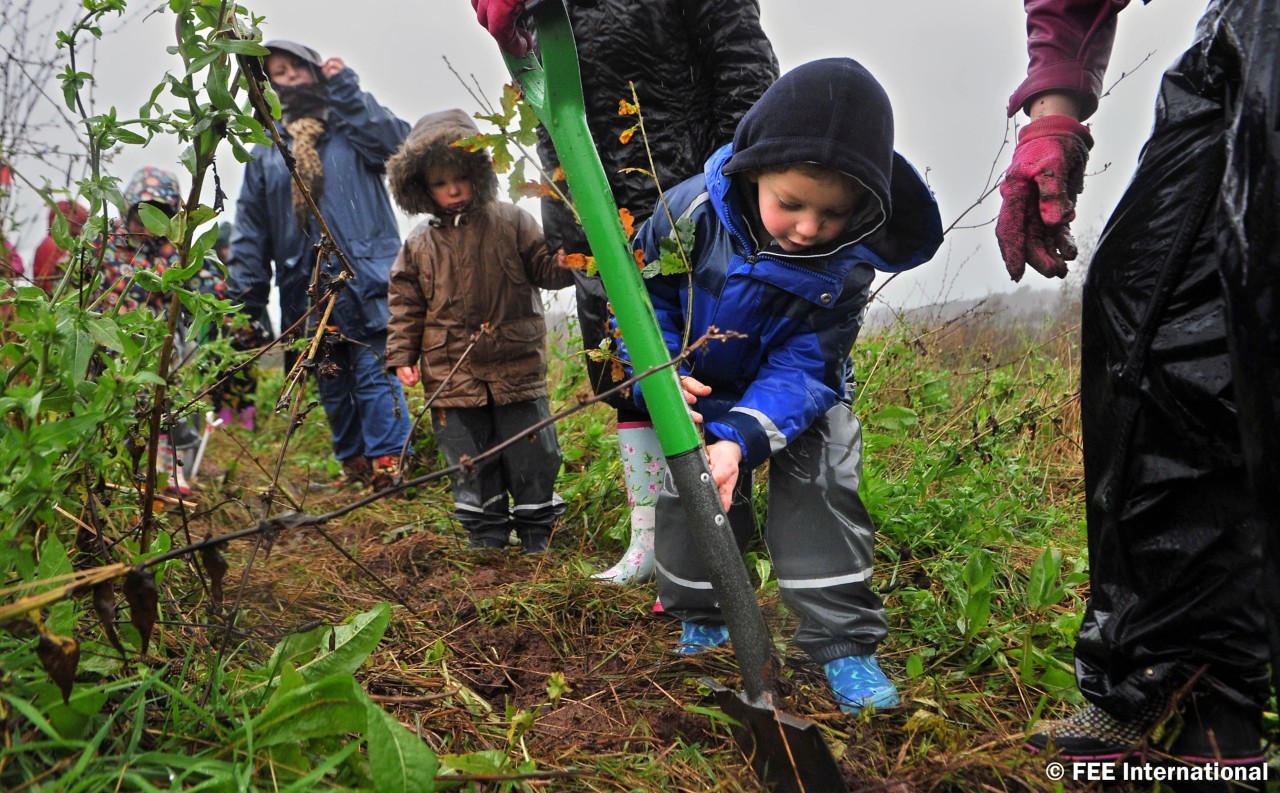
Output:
[
  {"xmin": 995, "ymin": 115, "xmax": 1094, "ymax": 281},
  {"xmin": 471, "ymin": 0, "xmax": 533, "ymax": 57}
]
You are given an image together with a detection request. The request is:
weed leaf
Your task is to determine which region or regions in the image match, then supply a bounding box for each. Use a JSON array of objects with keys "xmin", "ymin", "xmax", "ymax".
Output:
[
  {"xmin": 365, "ymin": 701, "xmax": 439, "ymax": 793},
  {"xmin": 1026, "ymin": 547, "xmax": 1065, "ymax": 611},
  {"xmin": 233, "ymin": 673, "xmax": 368, "ymax": 749}
]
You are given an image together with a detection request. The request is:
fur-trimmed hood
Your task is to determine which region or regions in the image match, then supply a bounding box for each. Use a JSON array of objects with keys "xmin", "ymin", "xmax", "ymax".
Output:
[{"xmin": 387, "ymin": 109, "xmax": 498, "ymax": 216}]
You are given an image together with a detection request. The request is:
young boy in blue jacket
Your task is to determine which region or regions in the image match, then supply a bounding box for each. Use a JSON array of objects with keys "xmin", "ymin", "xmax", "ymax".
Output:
[{"xmin": 624, "ymin": 58, "xmax": 943, "ymax": 713}]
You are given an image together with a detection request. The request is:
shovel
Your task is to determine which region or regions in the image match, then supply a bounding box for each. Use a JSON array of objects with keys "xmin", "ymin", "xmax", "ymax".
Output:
[{"xmin": 498, "ymin": 3, "xmax": 844, "ymax": 789}]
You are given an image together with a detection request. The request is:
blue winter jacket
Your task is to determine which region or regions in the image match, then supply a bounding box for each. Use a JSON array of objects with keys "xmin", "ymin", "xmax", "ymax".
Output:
[
  {"xmin": 227, "ymin": 68, "xmax": 409, "ymax": 341},
  {"xmin": 627, "ymin": 144, "xmax": 943, "ymax": 469}
]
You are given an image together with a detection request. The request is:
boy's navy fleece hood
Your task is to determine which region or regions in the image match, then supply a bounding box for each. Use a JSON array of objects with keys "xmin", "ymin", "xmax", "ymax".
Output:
[
  {"xmin": 724, "ymin": 57, "xmax": 941, "ymax": 264},
  {"xmin": 725, "ymin": 57, "xmax": 897, "ymax": 247}
]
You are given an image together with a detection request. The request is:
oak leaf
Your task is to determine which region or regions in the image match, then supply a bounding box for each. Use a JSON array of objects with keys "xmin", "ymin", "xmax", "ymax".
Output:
[{"xmin": 562, "ymin": 253, "xmax": 595, "ymax": 272}]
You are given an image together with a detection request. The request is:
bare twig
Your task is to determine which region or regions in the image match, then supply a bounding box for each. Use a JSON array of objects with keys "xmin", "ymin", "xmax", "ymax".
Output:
[{"xmin": 395, "ymin": 327, "xmax": 488, "ymax": 475}]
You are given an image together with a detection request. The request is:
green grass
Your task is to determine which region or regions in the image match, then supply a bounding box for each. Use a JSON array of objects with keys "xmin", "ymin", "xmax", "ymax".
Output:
[{"xmin": 1, "ymin": 305, "xmax": 1143, "ymax": 791}]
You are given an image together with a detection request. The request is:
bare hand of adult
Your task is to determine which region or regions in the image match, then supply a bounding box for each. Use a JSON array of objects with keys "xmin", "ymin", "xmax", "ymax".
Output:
[
  {"xmin": 995, "ymin": 115, "xmax": 1093, "ymax": 281},
  {"xmin": 471, "ymin": 0, "xmax": 533, "ymax": 57},
  {"xmin": 706, "ymin": 440, "xmax": 742, "ymax": 512},
  {"xmin": 320, "ymin": 57, "xmax": 346, "ymax": 78},
  {"xmin": 396, "ymin": 366, "xmax": 420, "ymax": 388},
  {"xmin": 679, "ymin": 375, "xmax": 712, "ymax": 424}
]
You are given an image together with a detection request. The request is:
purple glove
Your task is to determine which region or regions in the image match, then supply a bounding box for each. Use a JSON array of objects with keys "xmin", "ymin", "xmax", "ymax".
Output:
[
  {"xmin": 995, "ymin": 115, "xmax": 1094, "ymax": 281},
  {"xmin": 471, "ymin": 0, "xmax": 533, "ymax": 57}
]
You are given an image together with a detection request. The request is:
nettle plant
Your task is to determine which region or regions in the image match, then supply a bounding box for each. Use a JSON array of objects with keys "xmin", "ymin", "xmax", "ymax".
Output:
[{"xmin": 0, "ymin": 2, "xmax": 441, "ymax": 789}]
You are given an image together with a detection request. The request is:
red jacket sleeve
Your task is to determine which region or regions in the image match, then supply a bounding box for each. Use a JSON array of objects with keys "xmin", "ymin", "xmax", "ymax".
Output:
[{"xmin": 1008, "ymin": 0, "xmax": 1133, "ymax": 121}]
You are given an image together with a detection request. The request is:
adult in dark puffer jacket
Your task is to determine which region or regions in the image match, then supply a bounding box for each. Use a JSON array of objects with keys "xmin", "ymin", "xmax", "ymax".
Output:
[{"xmin": 471, "ymin": 0, "xmax": 778, "ymax": 587}]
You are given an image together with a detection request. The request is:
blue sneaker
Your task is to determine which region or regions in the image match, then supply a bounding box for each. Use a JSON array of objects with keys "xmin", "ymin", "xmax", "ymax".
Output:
[
  {"xmin": 675, "ymin": 621, "xmax": 730, "ymax": 655},
  {"xmin": 824, "ymin": 655, "xmax": 900, "ymax": 713}
]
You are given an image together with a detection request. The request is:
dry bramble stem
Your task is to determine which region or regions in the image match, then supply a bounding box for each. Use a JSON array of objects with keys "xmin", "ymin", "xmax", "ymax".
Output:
[{"xmin": 0, "ymin": 329, "xmax": 743, "ymax": 622}]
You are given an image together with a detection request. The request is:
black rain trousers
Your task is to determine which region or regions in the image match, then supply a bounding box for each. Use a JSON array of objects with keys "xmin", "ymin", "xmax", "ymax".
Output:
[{"xmin": 1075, "ymin": 0, "xmax": 1280, "ymax": 718}]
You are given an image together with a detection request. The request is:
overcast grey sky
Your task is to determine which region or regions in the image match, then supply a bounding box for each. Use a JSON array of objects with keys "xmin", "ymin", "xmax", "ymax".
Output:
[{"xmin": 14, "ymin": 0, "xmax": 1205, "ymax": 309}]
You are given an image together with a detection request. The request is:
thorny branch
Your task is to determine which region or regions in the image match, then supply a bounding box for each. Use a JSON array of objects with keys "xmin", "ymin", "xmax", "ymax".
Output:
[
  {"xmin": 395, "ymin": 326, "xmax": 488, "ymax": 473},
  {"xmin": 1, "ymin": 329, "xmax": 744, "ymax": 624}
]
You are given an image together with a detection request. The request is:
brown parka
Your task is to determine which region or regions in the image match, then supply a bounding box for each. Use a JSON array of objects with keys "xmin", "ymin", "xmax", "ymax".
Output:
[{"xmin": 384, "ymin": 109, "xmax": 572, "ymax": 407}]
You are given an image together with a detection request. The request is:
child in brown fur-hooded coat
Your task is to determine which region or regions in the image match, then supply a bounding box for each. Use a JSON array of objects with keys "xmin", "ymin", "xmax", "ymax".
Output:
[{"xmin": 385, "ymin": 109, "xmax": 573, "ymax": 553}]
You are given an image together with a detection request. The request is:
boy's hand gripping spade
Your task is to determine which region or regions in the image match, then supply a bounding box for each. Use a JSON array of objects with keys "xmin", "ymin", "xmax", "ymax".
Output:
[{"xmin": 496, "ymin": 3, "xmax": 843, "ymax": 790}]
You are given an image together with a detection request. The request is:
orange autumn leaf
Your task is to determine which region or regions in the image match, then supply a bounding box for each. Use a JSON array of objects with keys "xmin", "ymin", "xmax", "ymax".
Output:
[
  {"xmin": 617, "ymin": 98, "xmax": 639, "ymax": 116},
  {"xmin": 514, "ymin": 180, "xmax": 558, "ymax": 199},
  {"xmin": 611, "ymin": 359, "xmax": 626, "ymax": 383},
  {"xmin": 551, "ymin": 165, "xmax": 566, "ymax": 182},
  {"xmin": 618, "ymin": 208, "xmax": 636, "ymax": 240},
  {"xmin": 562, "ymin": 253, "xmax": 595, "ymax": 271},
  {"xmin": 633, "ymin": 248, "xmax": 647, "ymax": 270},
  {"xmin": 619, "ymin": 126, "xmax": 636, "ymax": 145}
]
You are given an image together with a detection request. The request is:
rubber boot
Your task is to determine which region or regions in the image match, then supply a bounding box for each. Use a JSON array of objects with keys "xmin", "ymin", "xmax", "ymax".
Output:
[
  {"xmin": 593, "ymin": 423, "xmax": 664, "ymax": 585},
  {"xmin": 825, "ymin": 655, "xmax": 900, "ymax": 714},
  {"xmin": 592, "ymin": 505, "xmax": 655, "ymax": 584}
]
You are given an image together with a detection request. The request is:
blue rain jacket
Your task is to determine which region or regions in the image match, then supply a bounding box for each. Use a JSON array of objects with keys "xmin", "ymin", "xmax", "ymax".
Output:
[{"xmin": 627, "ymin": 143, "xmax": 943, "ymax": 468}]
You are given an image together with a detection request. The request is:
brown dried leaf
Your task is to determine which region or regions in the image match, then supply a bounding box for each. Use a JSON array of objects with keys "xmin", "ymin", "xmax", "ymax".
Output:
[
  {"xmin": 93, "ymin": 582, "xmax": 126, "ymax": 658},
  {"xmin": 123, "ymin": 568, "xmax": 159, "ymax": 654},
  {"xmin": 201, "ymin": 542, "xmax": 229, "ymax": 608},
  {"xmin": 611, "ymin": 359, "xmax": 626, "ymax": 384},
  {"xmin": 36, "ymin": 630, "xmax": 80, "ymax": 704},
  {"xmin": 74, "ymin": 521, "xmax": 99, "ymax": 562}
]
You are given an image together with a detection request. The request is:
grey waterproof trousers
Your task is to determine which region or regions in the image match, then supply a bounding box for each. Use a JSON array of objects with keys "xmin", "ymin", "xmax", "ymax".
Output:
[
  {"xmin": 655, "ymin": 402, "xmax": 888, "ymax": 663},
  {"xmin": 431, "ymin": 399, "xmax": 566, "ymax": 545}
]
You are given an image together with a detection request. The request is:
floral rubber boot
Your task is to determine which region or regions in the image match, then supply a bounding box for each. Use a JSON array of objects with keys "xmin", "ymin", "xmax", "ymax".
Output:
[{"xmin": 593, "ymin": 423, "xmax": 665, "ymax": 585}]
